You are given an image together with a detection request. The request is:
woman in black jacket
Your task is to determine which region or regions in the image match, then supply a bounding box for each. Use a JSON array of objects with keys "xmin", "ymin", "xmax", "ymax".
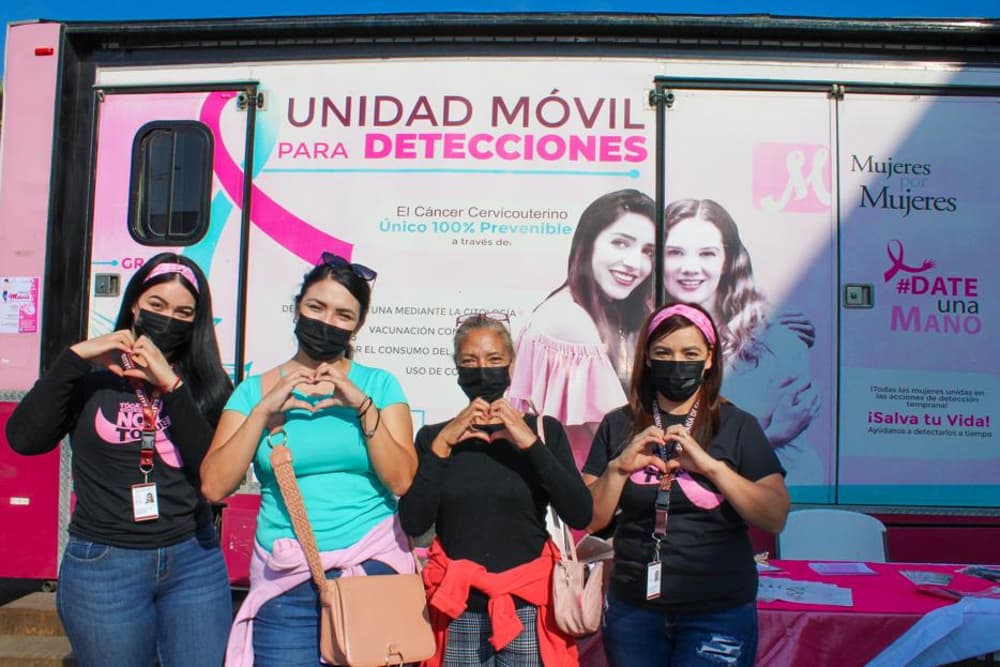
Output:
[{"xmin": 6, "ymin": 253, "xmax": 233, "ymax": 667}]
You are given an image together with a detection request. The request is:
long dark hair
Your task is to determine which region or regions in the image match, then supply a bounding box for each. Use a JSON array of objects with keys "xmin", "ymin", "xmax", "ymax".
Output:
[
  {"xmin": 294, "ymin": 260, "xmax": 373, "ymax": 359},
  {"xmin": 114, "ymin": 253, "xmax": 233, "ymax": 426},
  {"xmin": 550, "ymin": 189, "xmax": 655, "ymax": 376},
  {"xmin": 628, "ymin": 302, "xmax": 725, "ymax": 447},
  {"xmin": 664, "ymin": 199, "xmax": 768, "ymax": 364}
]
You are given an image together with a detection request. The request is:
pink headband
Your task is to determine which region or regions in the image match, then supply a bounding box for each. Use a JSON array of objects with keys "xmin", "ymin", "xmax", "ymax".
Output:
[
  {"xmin": 144, "ymin": 262, "xmax": 200, "ymax": 294},
  {"xmin": 647, "ymin": 304, "xmax": 717, "ymax": 346}
]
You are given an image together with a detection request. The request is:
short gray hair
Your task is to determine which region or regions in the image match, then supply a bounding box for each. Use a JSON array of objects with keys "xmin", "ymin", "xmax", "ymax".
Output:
[{"xmin": 452, "ymin": 315, "xmax": 515, "ymax": 363}]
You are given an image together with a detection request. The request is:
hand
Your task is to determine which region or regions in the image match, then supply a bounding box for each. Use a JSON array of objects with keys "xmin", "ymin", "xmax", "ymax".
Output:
[
  {"xmin": 431, "ymin": 399, "xmax": 492, "ymax": 456},
  {"xmin": 122, "ymin": 336, "xmax": 179, "ymax": 391},
  {"xmin": 255, "ymin": 368, "xmax": 330, "ymax": 418},
  {"xmin": 312, "ymin": 362, "xmax": 367, "ymax": 410},
  {"xmin": 765, "ymin": 375, "xmax": 821, "ymax": 447},
  {"xmin": 488, "ymin": 399, "xmax": 537, "ymax": 450},
  {"xmin": 662, "ymin": 424, "xmax": 715, "ymax": 476},
  {"xmin": 611, "ymin": 425, "xmax": 676, "ymax": 477},
  {"xmin": 777, "ymin": 310, "xmax": 816, "ymax": 349},
  {"xmin": 70, "ymin": 330, "xmax": 135, "ymax": 376}
]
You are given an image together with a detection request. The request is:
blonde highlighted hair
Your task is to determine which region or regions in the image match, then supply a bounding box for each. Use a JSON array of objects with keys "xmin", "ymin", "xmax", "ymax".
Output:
[{"xmin": 664, "ymin": 199, "xmax": 769, "ymax": 365}]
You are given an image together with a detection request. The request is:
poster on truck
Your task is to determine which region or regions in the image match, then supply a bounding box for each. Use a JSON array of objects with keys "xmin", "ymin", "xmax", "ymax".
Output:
[
  {"xmin": 838, "ymin": 94, "xmax": 999, "ymax": 507},
  {"xmin": 660, "ymin": 88, "xmax": 838, "ymax": 500},
  {"xmin": 239, "ymin": 58, "xmax": 659, "ymax": 466}
]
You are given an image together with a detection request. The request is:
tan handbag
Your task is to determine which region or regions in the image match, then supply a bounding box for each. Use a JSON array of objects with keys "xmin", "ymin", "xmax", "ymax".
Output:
[
  {"xmin": 532, "ymin": 414, "xmax": 606, "ymax": 638},
  {"xmin": 264, "ymin": 370, "xmax": 435, "ymax": 666}
]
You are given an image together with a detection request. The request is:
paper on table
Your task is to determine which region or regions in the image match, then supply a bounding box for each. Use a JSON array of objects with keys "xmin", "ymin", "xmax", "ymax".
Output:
[
  {"xmin": 900, "ymin": 570, "xmax": 954, "ymax": 586},
  {"xmin": 809, "ymin": 561, "xmax": 877, "ymax": 575},
  {"xmin": 575, "ymin": 535, "xmax": 614, "ymax": 564},
  {"xmin": 757, "ymin": 562, "xmax": 786, "ymax": 573},
  {"xmin": 757, "ymin": 577, "xmax": 854, "ymax": 606}
]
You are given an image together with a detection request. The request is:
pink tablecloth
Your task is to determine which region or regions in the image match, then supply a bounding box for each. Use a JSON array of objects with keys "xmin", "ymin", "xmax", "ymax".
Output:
[{"xmin": 756, "ymin": 560, "xmax": 995, "ymax": 666}]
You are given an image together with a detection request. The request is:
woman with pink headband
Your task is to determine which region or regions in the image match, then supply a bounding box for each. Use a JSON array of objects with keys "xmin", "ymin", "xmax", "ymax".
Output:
[
  {"xmin": 582, "ymin": 302, "xmax": 790, "ymax": 667},
  {"xmin": 7, "ymin": 252, "xmax": 233, "ymax": 666}
]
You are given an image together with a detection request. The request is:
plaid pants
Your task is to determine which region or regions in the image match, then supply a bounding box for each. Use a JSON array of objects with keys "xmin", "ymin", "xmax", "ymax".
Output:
[{"xmin": 443, "ymin": 604, "xmax": 543, "ymax": 666}]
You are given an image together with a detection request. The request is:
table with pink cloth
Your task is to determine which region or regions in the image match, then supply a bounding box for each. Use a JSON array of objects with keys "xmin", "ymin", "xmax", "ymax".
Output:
[{"xmin": 756, "ymin": 560, "xmax": 996, "ymax": 666}]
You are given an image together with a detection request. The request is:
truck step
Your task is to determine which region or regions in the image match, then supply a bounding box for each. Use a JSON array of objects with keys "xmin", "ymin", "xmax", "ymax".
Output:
[
  {"xmin": 0, "ymin": 593, "xmax": 66, "ymax": 637},
  {"xmin": 0, "ymin": 593, "xmax": 65, "ymax": 637},
  {"xmin": 0, "ymin": 635, "xmax": 75, "ymax": 666}
]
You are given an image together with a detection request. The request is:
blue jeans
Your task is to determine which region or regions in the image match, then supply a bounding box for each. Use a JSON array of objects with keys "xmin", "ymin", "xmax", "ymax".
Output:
[
  {"xmin": 603, "ymin": 593, "xmax": 758, "ymax": 667},
  {"xmin": 56, "ymin": 523, "xmax": 231, "ymax": 667},
  {"xmin": 252, "ymin": 558, "xmax": 396, "ymax": 667}
]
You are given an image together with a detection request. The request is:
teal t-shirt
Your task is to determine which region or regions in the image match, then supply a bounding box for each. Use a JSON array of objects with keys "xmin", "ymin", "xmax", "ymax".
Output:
[{"xmin": 224, "ymin": 362, "xmax": 408, "ymax": 552}]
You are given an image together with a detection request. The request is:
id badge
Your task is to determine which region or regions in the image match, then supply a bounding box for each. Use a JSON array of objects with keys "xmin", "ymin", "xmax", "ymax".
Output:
[
  {"xmin": 645, "ymin": 561, "xmax": 662, "ymax": 600},
  {"xmin": 131, "ymin": 483, "xmax": 159, "ymax": 522}
]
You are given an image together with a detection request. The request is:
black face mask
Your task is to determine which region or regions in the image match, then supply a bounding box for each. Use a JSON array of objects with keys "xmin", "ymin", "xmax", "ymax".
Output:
[
  {"xmin": 294, "ymin": 316, "xmax": 352, "ymax": 362},
  {"xmin": 134, "ymin": 309, "xmax": 194, "ymax": 358},
  {"xmin": 650, "ymin": 360, "xmax": 706, "ymax": 402},
  {"xmin": 456, "ymin": 365, "xmax": 510, "ymax": 402}
]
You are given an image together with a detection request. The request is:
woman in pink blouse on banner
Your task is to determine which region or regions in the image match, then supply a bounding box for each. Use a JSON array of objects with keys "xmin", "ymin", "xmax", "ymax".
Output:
[{"xmin": 509, "ymin": 189, "xmax": 656, "ymax": 468}]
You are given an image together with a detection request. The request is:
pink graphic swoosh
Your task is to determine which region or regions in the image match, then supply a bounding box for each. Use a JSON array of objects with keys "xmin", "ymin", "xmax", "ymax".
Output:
[
  {"xmin": 199, "ymin": 92, "xmax": 352, "ymax": 263},
  {"xmin": 629, "ymin": 467, "xmax": 724, "ymax": 510},
  {"xmin": 675, "ymin": 471, "xmax": 724, "ymax": 509},
  {"xmin": 93, "ymin": 406, "xmax": 184, "ymax": 469}
]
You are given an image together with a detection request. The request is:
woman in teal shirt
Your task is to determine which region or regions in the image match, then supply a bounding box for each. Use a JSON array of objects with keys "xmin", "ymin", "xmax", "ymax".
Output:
[{"xmin": 201, "ymin": 252, "xmax": 417, "ymax": 666}]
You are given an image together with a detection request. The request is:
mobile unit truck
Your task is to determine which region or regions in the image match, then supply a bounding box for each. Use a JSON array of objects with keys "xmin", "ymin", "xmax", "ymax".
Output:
[{"xmin": 1, "ymin": 13, "xmax": 998, "ymax": 582}]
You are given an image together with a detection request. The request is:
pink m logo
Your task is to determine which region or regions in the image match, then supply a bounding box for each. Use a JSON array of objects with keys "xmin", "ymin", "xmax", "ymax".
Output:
[{"xmin": 753, "ymin": 143, "xmax": 832, "ymax": 213}]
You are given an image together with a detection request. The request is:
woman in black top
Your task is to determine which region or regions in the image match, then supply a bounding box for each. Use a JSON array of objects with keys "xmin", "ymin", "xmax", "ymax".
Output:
[
  {"xmin": 583, "ymin": 302, "xmax": 789, "ymax": 667},
  {"xmin": 399, "ymin": 313, "xmax": 592, "ymax": 666},
  {"xmin": 6, "ymin": 253, "xmax": 233, "ymax": 667}
]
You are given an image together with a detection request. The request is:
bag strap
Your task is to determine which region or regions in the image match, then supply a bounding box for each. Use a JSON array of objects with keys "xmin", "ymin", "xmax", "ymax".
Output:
[
  {"xmin": 532, "ymin": 413, "xmax": 579, "ymax": 564},
  {"xmin": 261, "ymin": 368, "xmax": 330, "ymax": 592}
]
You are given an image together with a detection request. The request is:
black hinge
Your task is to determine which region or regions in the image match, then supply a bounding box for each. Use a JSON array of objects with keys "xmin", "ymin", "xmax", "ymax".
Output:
[
  {"xmin": 236, "ymin": 91, "xmax": 264, "ymax": 111},
  {"xmin": 648, "ymin": 89, "xmax": 676, "ymax": 108}
]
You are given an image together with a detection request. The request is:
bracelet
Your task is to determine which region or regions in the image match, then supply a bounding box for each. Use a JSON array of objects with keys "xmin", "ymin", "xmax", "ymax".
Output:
[
  {"xmin": 356, "ymin": 395, "xmax": 373, "ymax": 418},
  {"xmin": 163, "ymin": 375, "xmax": 183, "ymax": 393},
  {"xmin": 362, "ymin": 408, "xmax": 381, "ymax": 438}
]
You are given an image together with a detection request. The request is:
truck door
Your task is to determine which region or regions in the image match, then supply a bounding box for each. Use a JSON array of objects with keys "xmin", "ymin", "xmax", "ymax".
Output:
[
  {"xmin": 650, "ymin": 81, "xmax": 839, "ymax": 502},
  {"xmin": 836, "ymin": 91, "xmax": 1000, "ymax": 508},
  {"xmin": 86, "ymin": 86, "xmax": 257, "ymax": 381}
]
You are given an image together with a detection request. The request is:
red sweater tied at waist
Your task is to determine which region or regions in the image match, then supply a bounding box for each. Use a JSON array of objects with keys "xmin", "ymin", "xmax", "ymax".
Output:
[{"xmin": 421, "ymin": 538, "xmax": 578, "ymax": 666}]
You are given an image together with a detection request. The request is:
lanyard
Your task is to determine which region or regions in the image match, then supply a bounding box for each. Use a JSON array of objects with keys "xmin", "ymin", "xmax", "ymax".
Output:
[
  {"xmin": 121, "ymin": 353, "xmax": 161, "ymax": 481},
  {"xmin": 649, "ymin": 398, "xmax": 699, "ymax": 560}
]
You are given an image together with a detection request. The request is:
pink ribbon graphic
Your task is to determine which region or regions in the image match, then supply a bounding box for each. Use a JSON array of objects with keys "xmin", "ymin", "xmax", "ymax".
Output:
[
  {"xmin": 94, "ymin": 405, "xmax": 183, "ymax": 468},
  {"xmin": 883, "ymin": 239, "xmax": 935, "ymax": 283},
  {"xmin": 199, "ymin": 92, "xmax": 352, "ymax": 263},
  {"xmin": 629, "ymin": 467, "xmax": 724, "ymax": 510}
]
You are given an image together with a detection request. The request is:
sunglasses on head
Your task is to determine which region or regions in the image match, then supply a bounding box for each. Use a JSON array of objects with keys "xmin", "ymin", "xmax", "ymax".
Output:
[
  {"xmin": 321, "ymin": 252, "xmax": 378, "ymax": 282},
  {"xmin": 455, "ymin": 311, "xmax": 510, "ymax": 328}
]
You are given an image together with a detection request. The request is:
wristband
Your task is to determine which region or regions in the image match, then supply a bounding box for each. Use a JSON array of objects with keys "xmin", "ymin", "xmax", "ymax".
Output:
[
  {"xmin": 362, "ymin": 408, "xmax": 381, "ymax": 438},
  {"xmin": 356, "ymin": 395, "xmax": 373, "ymax": 418},
  {"xmin": 163, "ymin": 375, "xmax": 183, "ymax": 393}
]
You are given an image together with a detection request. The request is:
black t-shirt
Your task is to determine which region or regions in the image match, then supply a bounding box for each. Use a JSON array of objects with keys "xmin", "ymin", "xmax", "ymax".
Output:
[
  {"xmin": 6, "ymin": 350, "xmax": 216, "ymax": 547},
  {"xmin": 398, "ymin": 414, "xmax": 592, "ymax": 610},
  {"xmin": 582, "ymin": 403, "xmax": 784, "ymax": 614}
]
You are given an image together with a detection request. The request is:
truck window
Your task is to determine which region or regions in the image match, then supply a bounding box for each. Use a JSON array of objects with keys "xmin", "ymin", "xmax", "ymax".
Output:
[{"xmin": 128, "ymin": 121, "xmax": 213, "ymax": 245}]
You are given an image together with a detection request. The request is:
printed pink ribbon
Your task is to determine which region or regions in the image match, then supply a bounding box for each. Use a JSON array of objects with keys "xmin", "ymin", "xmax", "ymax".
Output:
[
  {"xmin": 199, "ymin": 91, "xmax": 352, "ymax": 263},
  {"xmin": 629, "ymin": 467, "xmax": 724, "ymax": 510},
  {"xmin": 883, "ymin": 239, "xmax": 935, "ymax": 283},
  {"xmin": 93, "ymin": 405, "xmax": 183, "ymax": 468}
]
